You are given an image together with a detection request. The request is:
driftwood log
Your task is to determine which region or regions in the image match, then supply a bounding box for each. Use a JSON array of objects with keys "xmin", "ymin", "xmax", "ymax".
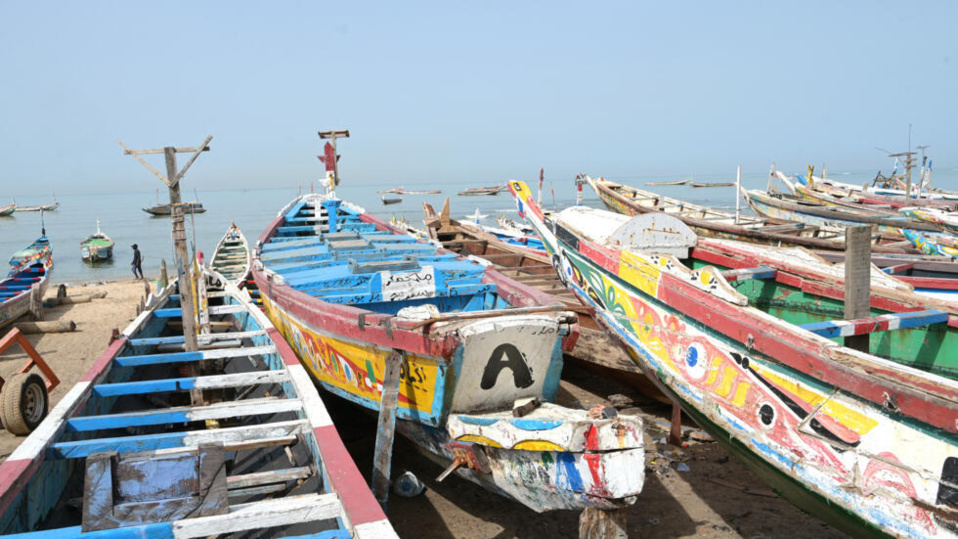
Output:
[
  {"xmin": 15, "ymin": 320, "xmax": 77, "ymax": 334},
  {"xmin": 43, "ymin": 291, "xmax": 109, "ymax": 307}
]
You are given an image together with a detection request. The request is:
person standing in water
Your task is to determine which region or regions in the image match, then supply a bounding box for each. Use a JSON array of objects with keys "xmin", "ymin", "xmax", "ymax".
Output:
[{"xmin": 131, "ymin": 244, "xmax": 144, "ymax": 279}]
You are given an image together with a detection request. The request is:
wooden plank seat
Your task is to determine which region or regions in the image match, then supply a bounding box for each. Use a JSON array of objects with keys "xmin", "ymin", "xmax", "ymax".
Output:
[
  {"xmin": 153, "ymin": 304, "xmax": 246, "ymax": 318},
  {"xmin": 800, "ymin": 309, "xmax": 948, "ymax": 338},
  {"xmin": 65, "ymin": 397, "xmax": 303, "ymax": 432},
  {"xmin": 91, "ymin": 370, "xmax": 291, "ymax": 398},
  {"xmin": 49, "ymin": 419, "xmax": 309, "ymax": 459},
  {"xmin": 113, "ymin": 344, "xmax": 277, "ymax": 368}
]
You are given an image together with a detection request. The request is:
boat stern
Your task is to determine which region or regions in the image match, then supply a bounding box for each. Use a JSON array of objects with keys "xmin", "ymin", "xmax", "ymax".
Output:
[{"xmin": 439, "ymin": 313, "xmax": 572, "ymax": 414}]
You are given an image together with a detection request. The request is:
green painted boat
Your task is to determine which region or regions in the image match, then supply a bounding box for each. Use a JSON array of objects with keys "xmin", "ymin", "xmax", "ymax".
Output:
[{"xmin": 510, "ymin": 179, "xmax": 958, "ymax": 538}]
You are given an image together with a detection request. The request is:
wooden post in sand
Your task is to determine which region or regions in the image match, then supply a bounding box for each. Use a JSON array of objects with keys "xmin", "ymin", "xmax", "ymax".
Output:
[
  {"xmin": 579, "ymin": 507, "xmax": 628, "ymax": 539},
  {"xmin": 118, "ymin": 137, "xmax": 212, "ymax": 405},
  {"xmin": 844, "ymin": 225, "xmax": 872, "ymax": 353},
  {"xmin": 372, "ymin": 350, "xmax": 403, "ymax": 510}
]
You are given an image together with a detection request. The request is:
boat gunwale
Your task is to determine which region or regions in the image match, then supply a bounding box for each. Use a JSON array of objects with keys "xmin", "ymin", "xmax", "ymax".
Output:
[{"xmin": 253, "ymin": 200, "xmax": 578, "ymax": 361}]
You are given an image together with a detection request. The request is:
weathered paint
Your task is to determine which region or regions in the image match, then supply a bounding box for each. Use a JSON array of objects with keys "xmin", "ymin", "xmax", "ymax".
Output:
[
  {"xmin": 0, "ymin": 270, "xmax": 397, "ymax": 538},
  {"xmin": 511, "ymin": 180, "xmax": 958, "ymax": 538},
  {"xmin": 254, "ymin": 192, "xmax": 645, "ymax": 514}
]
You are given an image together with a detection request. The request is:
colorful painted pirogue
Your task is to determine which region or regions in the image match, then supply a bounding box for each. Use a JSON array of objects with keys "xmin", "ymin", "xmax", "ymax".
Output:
[
  {"xmin": 251, "ymin": 191, "xmax": 646, "ymax": 514},
  {"xmin": 788, "ymin": 172, "xmax": 958, "ymax": 211},
  {"xmin": 79, "ymin": 220, "xmax": 114, "ymax": 263},
  {"xmin": 208, "ymin": 222, "xmax": 250, "ymax": 286},
  {"xmin": 902, "ymin": 228, "xmax": 958, "ymax": 258},
  {"xmin": 746, "ymin": 173, "xmax": 941, "ymax": 240},
  {"xmin": 586, "ymin": 175, "xmax": 913, "ymax": 253},
  {"xmin": 901, "ymin": 207, "xmax": 958, "ymax": 236},
  {"xmin": 0, "ymin": 235, "xmax": 52, "ymax": 329},
  {"xmin": 0, "ymin": 269, "xmax": 397, "ymax": 538},
  {"xmin": 422, "ymin": 201, "xmax": 645, "ymax": 381},
  {"xmin": 509, "ymin": 180, "xmax": 958, "ymax": 538}
]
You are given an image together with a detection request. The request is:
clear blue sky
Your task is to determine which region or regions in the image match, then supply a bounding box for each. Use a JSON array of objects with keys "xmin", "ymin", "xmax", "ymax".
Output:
[{"xmin": 2, "ymin": 1, "xmax": 956, "ymax": 195}]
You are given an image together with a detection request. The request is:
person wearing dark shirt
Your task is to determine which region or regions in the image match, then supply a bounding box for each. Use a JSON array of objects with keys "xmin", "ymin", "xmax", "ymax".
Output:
[{"xmin": 131, "ymin": 244, "xmax": 144, "ymax": 279}]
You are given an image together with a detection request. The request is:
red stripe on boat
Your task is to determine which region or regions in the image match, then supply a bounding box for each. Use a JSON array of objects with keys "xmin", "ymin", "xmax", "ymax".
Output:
[
  {"xmin": 80, "ymin": 337, "xmax": 128, "ymax": 382},
  {"xmin": 313, "ymin": 425, "xmax": 389, "ymax": 526}
]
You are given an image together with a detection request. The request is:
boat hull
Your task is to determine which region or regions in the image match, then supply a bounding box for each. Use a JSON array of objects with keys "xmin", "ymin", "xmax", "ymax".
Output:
[
  {"xmin": 510, "ymin": 180, "xmax": 958, "ymax": 538},
  {"xmin": 253, "ymin": 193, "xmax": 646, "ymax": 512}
]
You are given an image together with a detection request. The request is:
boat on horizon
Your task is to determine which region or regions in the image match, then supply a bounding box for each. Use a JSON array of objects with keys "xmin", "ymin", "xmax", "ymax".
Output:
[
  {"xmin": 509, "ymin": 179, "xmax": 958, "ymax": 538},
  {"xmin": 13, "ymin": 196, "xmax": 59, "ymax": 212},
  {"xmin": 79, "ymin": 219, "xmax": 114, "ymax": 263},
  {"xmin": 143, "ymin": 200, "xmax": 206, "ymax": 216},
  {"xmin": 380, "ymin": 193, "xmax": 402, "ymax": 205}
]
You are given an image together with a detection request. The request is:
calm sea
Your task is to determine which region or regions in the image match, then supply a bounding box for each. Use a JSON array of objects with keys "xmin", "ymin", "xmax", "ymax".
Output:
[{"xmin": 2, "ymin": 169, "xmax": 953, "ymax": 284}]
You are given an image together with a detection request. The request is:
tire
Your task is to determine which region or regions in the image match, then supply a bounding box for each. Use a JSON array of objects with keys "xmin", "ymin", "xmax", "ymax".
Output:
[{"xmin": 2, "ymin": 373, "xmax": 48, "ymax": 435}]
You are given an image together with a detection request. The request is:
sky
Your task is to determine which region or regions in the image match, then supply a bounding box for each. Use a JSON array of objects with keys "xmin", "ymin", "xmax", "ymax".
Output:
[{"xmin": 1, "ymin": 1, "xmax": 956, "ymax": 196}]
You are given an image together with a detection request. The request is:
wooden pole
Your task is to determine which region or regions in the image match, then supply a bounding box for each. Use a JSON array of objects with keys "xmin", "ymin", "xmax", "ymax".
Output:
[
  {"xmin": 165, "ymin": 147, "xmax": 199, "ymax": 354},
  {"xmin": 844, "ymin": 226, "xmax": 872, "ymax": 353},
  {"xmin": 579, "ymin": 507, "xmax": 628, "ymax": 539},
  {"xmin": 735, "ymin": 165, "xmax": 742, "ymax": 224},
  {"xmin": 372, "ymin": 350, "xmax": 403, "ymax": 510}
]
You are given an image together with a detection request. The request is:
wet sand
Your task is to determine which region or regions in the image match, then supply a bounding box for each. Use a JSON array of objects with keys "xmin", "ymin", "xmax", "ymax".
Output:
[{"xmin": 0, "ymin": 278, "xmax": 849, "ymax": 538}]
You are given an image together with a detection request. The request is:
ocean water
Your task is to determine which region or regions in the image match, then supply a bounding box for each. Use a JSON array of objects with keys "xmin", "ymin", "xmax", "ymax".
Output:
[{"xmin": 2, "ymin": 168, "xmax": 953, "ymax": 284}]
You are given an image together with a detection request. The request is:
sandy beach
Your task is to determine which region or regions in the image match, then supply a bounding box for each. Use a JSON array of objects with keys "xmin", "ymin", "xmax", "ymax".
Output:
[{"xmin": 0, "ymin": 278, "xmax": 848, "ymax": 538}]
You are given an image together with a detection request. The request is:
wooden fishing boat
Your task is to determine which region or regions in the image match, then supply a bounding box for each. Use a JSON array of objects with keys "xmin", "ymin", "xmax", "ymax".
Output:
[
  {"xmin": 743, "ymin": 185, "xmax": 941, "ymax": 240},
  {"xmin": 789, "ymin": 172, "xmax": 958, "ymax": 211},
  {"xmin": 209, "ymin": 222, "xmax": 250, "ymax": 286},
  {"xmin": 900, "ymin": 207, "xmax": 958, "ymax": 236},
  {"xmin": 457, "ymin": 187, "xmax": 500, "ymax": 196},
  {"xmin": 586, "ymin": 175, "xmax": 914, "ymax": 253},
  {"xmin": 509, "ymin": 179, "xmax": 958, "ymax": 538},
  {"xmin": 144, "ymin": 201, "xmax": 206, "ymax": 216},
  {"xmin": 814, "ymin": 246, "xmax": 958, "ymax": 303},
  {"xmin": 0, "ymin": 203, "xmax": 16, "ymax": 217},
  {"xmin": 645, "ymin": 179, "xmax": 688, "ymax": 187},
  {"xmin": 423, "ymin": 201, "xmax": 641, "ymax": 378},
  {"xmin": 79, "ymin": 220, "xmax": 114, "ymax": 263},
  {"xmin": 251, "ymin": 191, "xmax": 646, "ymax": 516},
  {"xmin": 901, "ymin": 228, "xmax": 958, "ymax": 257},
  {"xmin": 395, "ymin": 188, "xmax": 441, "ymax": 195},
  {"xmin": 13, "ymin": 197, "xmax": 59, "ymax": 212},
  {"xmin": 689, "ymin": 181, "xmax": 735, "ymax": 188},
  {"xmin": 0, "ymin": 269, "xmax": 397, "ymax": 538},
  {"xmin": 0, "ymin": 235, "xmax": 53, "ymax": 329},
  {"xmin": 380, "ymin": 193, "xmax": 402, "ymax": 205}
]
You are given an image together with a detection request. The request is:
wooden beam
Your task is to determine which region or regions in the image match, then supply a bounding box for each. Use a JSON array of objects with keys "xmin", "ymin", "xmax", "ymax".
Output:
[
  {"xmin": 372, "ymin": 350, "xmax": 402, "ymax": 509},
  {"xmin": 844, "ymin": 226, "xmax": 872, "ymax": 352}
]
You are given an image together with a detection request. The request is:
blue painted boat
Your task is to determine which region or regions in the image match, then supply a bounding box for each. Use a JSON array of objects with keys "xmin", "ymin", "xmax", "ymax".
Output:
[
  {"xmin": 0, "ymin": 235, "xmax": 52, "ymax": 329},
  {"xmin": 252, "ymin": 190, "xmax": 646, "ymax": 514},
  {"xmin": 0, "ymin": 269, "xmax": 397, "ymax": 538}
]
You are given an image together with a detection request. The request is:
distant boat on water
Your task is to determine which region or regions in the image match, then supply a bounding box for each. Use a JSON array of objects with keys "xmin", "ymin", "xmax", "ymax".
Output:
[
  {"xmin": 13, "ymin": 196, "xmax": 59, "ymax": 212},
  {"xmin": 689, "ymin": 181, "xmax": 735, "ymax": 188},
  {"xmin": 380, "ymin": 193, "xmax": 402, "ymax": 205},
  {"xmin": 0, "ymin": 203, "xmax": 15, "ymax": 217},
  {"xmin": 143, "ymin": 201, "xmax": 206, "ymax": 216},
  {"xmin": 80, "ymin": 219, "xmax": 114, "ymax": 263},
  {"xmin": 458, "ymin": 184, "xmax": 506, "ymax": 196},
  {"xmin": 645, "ymin": 179, "xmax": 689, "ymax": 186},
  {"xmin": 143, "ymin": 188, "xmax": 206, "ymax": 216}
]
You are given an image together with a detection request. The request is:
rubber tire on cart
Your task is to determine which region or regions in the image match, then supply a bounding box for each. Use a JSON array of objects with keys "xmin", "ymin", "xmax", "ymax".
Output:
[{"xmin": 1, "ymin": 373, "xmax": 48, "ymax": 435}]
